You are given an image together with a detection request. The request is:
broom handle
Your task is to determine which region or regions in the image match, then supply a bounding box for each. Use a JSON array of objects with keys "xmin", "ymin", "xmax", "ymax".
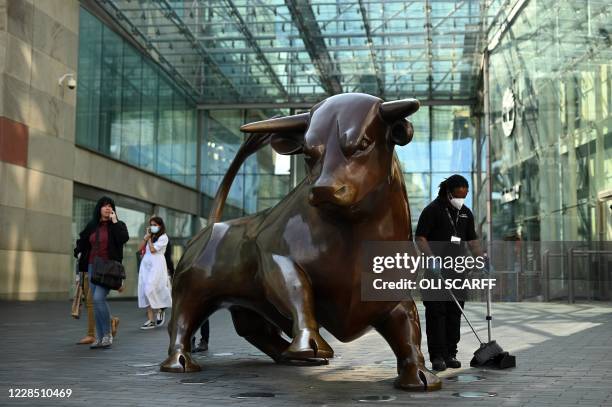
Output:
[
  {"xmin": 484, "ymin": 253, "xmax": 493, "ymax": 342},
  {"xmin": 444, "ymin": 285, "xmax": 484, "ymax": 345},
  {"xmin": 486, "ymin": 285, "xmax": 492, "ymax": 342}
]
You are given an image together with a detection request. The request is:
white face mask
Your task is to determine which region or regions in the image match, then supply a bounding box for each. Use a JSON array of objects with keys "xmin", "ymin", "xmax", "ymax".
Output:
[
  {"xmin": 150, "ymin": 226, "xmax": 160, "ymax": 234},
  {"xmin": 448, "ymin": 194, "xmax": 465, "ymax": 210}
]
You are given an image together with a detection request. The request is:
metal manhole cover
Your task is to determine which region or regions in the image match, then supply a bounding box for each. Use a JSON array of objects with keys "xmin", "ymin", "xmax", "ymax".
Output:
[
  {"xmin": 446, "ymin": 375, "xmax": 485, "ymax": 383},
  {"xmin": 355, "ymin": 395, "xmax": 397, "ymax": 402},
  {"xmin": 453, "ymin": 391, "xmax": 497, "ymax": 398},
  {"xmin": 231, "ymin": 392, "xmax": 275, "ymax": 399}
]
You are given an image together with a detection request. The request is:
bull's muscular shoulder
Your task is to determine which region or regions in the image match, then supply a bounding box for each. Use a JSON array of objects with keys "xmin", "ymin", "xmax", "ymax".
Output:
[{"xmin": 214, "ymin": 209, "xmax": 272, "ymax": 242}]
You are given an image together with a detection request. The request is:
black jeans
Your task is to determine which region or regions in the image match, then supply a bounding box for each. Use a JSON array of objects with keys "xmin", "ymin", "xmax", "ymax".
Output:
[{"xmin": 423, "ymin": 299, "xmax": 464, "ymax": 360}]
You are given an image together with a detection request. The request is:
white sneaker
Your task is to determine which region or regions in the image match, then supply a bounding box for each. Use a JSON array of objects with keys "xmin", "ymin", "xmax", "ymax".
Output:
[
  {"xmin": 91, "ymin": 335, "xmax": 112, "ymax": 349},
  {"xmin": 100, "ymin": 335, "xmax": 112, "ymax": 348},
  {"xmin": 140, "ymin": 320, "xmax": 156, "ymax": 330}
]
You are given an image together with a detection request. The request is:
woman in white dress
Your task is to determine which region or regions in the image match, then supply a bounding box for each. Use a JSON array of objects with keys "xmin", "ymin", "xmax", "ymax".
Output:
[{"xmin": 137, "ymin": 216, "xmax": 172, "ymax": 329}]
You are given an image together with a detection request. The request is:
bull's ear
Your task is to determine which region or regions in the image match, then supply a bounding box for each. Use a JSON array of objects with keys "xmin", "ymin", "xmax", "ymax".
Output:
[
  {"xmin": 270, "ymin": 132, "xmax": 304, "ymax": 155},
  {"xmin": 380, "ymin": 98, "xmax": 420, "ymax": 122},
  {"xmin": 390, "ymin": 119, "xmax": 414, "ymax": 146},
  {"xmin": 240, "ymin": 113, "xmax": 309, "ymax": 133}
]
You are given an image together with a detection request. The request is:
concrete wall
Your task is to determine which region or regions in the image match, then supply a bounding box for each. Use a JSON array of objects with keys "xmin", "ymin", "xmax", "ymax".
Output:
[
  {"xmin": 0, "ymin": 0, "xmax": 199, "ymax": 300},
  {"xmin": 73, "ymin": 148, "xmax": 199, "ymax": 216},
  {"xmin": 0, "ymin": 0, "xmax": 79, "ymax": 300}
]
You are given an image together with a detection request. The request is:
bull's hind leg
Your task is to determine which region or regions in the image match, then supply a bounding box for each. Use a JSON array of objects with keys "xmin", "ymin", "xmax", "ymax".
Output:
[
  {"xmin": 160, "ymin": 281, "xmax": 216, "ymax": 373},
  {"xmin": 230, "ymin": 306, "xmax": 290, "ymax": 362},
  {"xmin": 373, "ymin": 300, "xmax": 441, "ymax": 391},
  {"xmin": 258, "ymin": 253, "xmax": 333, "ymax": 359}
]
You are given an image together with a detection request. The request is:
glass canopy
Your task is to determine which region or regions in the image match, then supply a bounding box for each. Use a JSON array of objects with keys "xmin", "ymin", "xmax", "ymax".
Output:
[{"xmin": 96, "ymin": 0, "xmax": 502, "ymax": 105}]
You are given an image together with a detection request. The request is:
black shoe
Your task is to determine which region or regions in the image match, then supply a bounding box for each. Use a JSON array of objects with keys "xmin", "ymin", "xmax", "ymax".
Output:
[
  {"xmin": 431, "ymin": 356, "xmax": 447, "ymax": 371},
  {"xmin": 445, "ymin": 356, "xmax": 461, "ymax": 368},
  {"xmin": 192, "ymin": 339, "xmax": 208, "ymax": 353}
]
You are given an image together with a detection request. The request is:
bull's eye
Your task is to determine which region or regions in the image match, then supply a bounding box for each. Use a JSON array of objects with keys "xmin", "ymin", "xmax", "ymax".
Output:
[{"xmin": 355, "ymin": 137, "xmax": 373, "ymax": 154}]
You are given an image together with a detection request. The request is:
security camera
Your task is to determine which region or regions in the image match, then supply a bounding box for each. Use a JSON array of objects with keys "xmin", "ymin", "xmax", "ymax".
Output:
[{"xmin": 58, "ymin": 73, "xmax": 77, "ymax": 90}]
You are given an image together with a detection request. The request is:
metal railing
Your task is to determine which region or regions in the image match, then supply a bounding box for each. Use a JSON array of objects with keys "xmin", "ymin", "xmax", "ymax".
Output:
[{"xmin": 543, "ymin": 248, "xmax": 612, "ymax": 304}]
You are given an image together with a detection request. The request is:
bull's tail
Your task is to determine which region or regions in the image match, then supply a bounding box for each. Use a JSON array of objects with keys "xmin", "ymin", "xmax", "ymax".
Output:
[{"xmin": 207, "ymin": 133, "xmax": 272, "ymax": 224}]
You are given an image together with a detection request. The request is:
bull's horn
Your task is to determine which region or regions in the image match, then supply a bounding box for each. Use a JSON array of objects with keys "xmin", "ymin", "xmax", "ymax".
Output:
[
  {"xmin": 240, "ymin": 112, "xmax": 309, "ymax": 133},
  {"xmin": 380, "ymin": 98, "xmax": 420, "ymax": 121}
]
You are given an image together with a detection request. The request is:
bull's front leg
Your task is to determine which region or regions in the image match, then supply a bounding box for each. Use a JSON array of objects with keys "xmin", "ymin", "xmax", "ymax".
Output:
[
  {"xmin": 258, "ymin": 252, "xmax": 333, "ymax": 359},
  {"xmin": 373, "ymin": 300, "xmax": 441, "ymax": 391},
  {"xmin": 160, "ymin": 268, "xmax": 215, "ymax": 373}
]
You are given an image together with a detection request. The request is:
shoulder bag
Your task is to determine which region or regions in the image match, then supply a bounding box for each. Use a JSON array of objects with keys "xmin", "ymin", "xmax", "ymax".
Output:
[{"xmin": 91, "ymin": 226, "xmax": 126, "ymax": 290}]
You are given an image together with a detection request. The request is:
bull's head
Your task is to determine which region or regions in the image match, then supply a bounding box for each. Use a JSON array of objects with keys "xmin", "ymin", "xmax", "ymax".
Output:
[{"xmin": 240, "ymin": 93, "xmax": 419, "ymax": 213}]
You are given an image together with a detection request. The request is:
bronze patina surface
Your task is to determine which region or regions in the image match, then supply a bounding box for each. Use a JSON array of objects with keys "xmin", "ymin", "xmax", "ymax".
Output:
[{"xmin": 160, "ymin": 93, "xmax": 441, "ymax": 391}]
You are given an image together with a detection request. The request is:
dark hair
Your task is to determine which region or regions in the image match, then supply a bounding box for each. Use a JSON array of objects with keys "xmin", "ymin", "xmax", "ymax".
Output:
[
  {"xmin": 438, "ymin": 174, "xmax": 469, "ymax": 197},
  {"xmin": 148, "ymin": 216, "xmax": 166, "ymax": 243},
  {"xmin": 84, "ymin": 196, "xmax": 116, "ymax": 232}
]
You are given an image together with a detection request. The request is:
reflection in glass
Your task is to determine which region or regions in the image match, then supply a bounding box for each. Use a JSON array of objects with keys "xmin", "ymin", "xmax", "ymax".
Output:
[
  {"xmin": 76, "ymin": 8, "xmax": 197, "ymax": 188},
  {"xmin": 487, "ymin": 0, "xmax": 611, "ymax": 243}
]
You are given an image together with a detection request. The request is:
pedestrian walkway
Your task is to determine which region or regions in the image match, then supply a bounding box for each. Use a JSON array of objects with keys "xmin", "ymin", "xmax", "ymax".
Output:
[{"xmin": 1, "ymin": 300, "xmax": 611, "ymax": 406}]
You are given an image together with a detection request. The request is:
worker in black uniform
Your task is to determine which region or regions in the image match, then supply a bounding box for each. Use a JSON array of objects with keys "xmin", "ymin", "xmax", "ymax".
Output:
[{"xmin": 415, "ymin": 174, "xmax": 485, "ymax": 371}]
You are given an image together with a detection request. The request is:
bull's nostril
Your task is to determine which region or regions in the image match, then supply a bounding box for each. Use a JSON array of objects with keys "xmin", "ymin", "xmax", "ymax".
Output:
[{"xmin": 310, "ymin": 185, "xmax": 350, "ymax": 206}]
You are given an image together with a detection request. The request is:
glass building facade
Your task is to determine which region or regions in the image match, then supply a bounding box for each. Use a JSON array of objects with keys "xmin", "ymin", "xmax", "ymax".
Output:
[
  {"xmin": 91, "ymin": 0, "xmax": 496, "ymax": 105},
  {"xmin": 201, "ymin": 109, "xmax": 293, "ymax": 218},
  {"xmin": 76, "ymin": 9, "xmax": 297, "ymax": 221},
  {"xmin": 76, "ymin": 9, "xmax": 198, "ymax": 187},
  {"xmin": 75, "ymin": 1, "xmax": 611, "ymax": 236},
  {"xmin": 398, "ymin": 105, "xmax": 477, "ymax": 228},
  {"xmin": 75, "ymin": 4, "xmax": 484, "ymax": 229},
  {"xmin": 485, "ymin": 0, "xmax": 611, "ymax": 243},
  {"xmin": 480, "ymin": 0, "xmax": 612, "ymax": 302}
]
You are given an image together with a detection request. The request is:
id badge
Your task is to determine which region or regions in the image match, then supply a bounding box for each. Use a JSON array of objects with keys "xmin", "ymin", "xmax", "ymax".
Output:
[{"xmin": 451, "ymin": 235, "xmax": 461, "ymax": 245}]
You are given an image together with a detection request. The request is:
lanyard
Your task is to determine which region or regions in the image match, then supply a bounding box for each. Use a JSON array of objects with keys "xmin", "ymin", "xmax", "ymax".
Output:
[{"xmin": 444, "ymin": 207, "xmax": 460, "ymax": 236}]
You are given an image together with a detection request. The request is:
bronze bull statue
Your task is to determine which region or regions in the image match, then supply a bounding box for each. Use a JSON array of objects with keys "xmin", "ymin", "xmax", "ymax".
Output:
[{"xmin": 160, "ymin": 93, "xmax": 441, "ymax": 391}]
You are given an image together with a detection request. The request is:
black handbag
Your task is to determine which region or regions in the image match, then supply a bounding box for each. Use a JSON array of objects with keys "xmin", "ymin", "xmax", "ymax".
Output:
[{"xmin": 91, "ymin": 227, "xmax": 126, "ymax": 290}]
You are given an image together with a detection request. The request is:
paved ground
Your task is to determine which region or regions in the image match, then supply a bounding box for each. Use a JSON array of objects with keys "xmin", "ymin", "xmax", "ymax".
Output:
[{"xmin": 1, "ymin": 300, "xmax": 612, "ymax": 406}]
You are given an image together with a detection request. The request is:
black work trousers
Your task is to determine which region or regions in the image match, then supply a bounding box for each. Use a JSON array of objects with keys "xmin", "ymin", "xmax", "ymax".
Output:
[{"xmin": 423, "ymin": 299, "xmax": 464, "ymax": 360}]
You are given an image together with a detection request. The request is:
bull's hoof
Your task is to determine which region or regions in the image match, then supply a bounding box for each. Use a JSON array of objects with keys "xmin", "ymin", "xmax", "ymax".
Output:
[
  {"xmin": 160, "ymin": 350, "xmax": 201, "ymax": 373},
  {"xmin": 394, "ymin": 366, "xmax": 442, "ymax": 391},
  {"xmin": 282, "ymin": 329, "xmax": 334, "ymax": 360}
]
